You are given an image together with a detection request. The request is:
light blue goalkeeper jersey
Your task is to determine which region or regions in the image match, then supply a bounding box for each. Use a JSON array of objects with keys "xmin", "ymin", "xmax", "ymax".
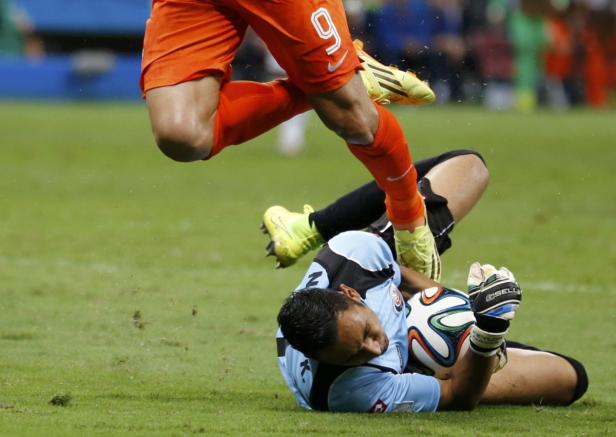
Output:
[{"xmin": 276, "ymin": 231, "xmax": 440, "ymax": 413}]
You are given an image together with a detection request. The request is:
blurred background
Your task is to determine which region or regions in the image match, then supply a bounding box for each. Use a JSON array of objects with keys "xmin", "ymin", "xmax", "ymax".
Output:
[{"xmin": 1, "ymin": 0, "xmax": 615, "ymax": 111}]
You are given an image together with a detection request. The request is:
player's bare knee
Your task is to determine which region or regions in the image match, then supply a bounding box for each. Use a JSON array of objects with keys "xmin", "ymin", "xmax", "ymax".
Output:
[
  {"xmin": 472, "ymin": 154, "xmax": 490, "ymax": 190},
  {"xmin": 560, "ymin": 356, "xmax": 586, "ymax": 405},
  {"xmin": 153, "ymin": 118, "xmax": 213, "ymax": 162},
  {"xmin": 462, "ymin": 153, "xmax": 489, "ymax": 192},
  {"xmin": 562, "ymin": 375, "xmax": 580, "ymax": 405}
]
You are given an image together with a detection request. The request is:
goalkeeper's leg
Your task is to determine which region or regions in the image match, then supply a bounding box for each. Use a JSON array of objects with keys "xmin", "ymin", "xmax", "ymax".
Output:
[
  {"xmin": 261, "ymin": 150, "xmax": 488, "ymax": 268},
  {"xmin": 313, "ymin": 149, "xmax": 488, "ymax": 233},
  {"xmin": 482, "ymin": 345, "xmax": 588, "ymax": 406}
]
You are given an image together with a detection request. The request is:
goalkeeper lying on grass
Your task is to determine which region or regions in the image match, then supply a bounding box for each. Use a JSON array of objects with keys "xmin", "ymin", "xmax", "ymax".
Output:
[{"xmin": 265, "ymin": 150, "xmax": 588, "ymax": 412}]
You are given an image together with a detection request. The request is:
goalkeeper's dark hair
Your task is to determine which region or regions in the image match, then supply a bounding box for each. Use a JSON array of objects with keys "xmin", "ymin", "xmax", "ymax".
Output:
[{"xmin": 277, "ymin": 288, "xmax": 354, "ymax": 359}]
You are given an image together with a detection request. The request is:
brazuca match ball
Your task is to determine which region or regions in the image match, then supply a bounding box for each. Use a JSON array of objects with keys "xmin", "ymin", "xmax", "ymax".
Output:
[{"xmin": 405, "ymin": 287, "xmax": 475, "ymax": 379}]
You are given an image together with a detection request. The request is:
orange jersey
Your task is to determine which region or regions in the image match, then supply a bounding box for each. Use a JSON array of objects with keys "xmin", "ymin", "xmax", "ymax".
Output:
[
  {"xmin": 141, "ymin": 0, "xmax": 360, "ymax": 94},
  {"xmin": 545, "ymin": 18, "xmax": 573, "ymax": 79}
]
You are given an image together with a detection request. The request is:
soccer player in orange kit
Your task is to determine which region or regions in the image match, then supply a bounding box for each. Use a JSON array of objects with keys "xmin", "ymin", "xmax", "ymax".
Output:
[{"xmin": 140, "ymin": 0, "xmax": 441, "ymax": 279}]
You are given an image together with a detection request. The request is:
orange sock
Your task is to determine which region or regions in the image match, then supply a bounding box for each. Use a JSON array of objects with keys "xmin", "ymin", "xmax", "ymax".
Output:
[
  {"xmin": 347, "ymin": 104, "xmax": 424, "ymax": 227},
  {"xmin": 208, "ymin": 79, "xmax": 310, "ymax": 159}
]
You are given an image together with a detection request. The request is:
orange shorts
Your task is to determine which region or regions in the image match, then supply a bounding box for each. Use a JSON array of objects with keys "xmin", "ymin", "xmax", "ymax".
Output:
[{"xmin": 140, "ymin": 0, "xmax": 360, "ymax": 94}]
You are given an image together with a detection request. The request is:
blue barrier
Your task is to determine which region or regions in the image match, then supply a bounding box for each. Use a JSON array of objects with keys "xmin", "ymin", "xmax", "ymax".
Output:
[
  {"xmin": 12, "ymin": 0, "xmax": 149, "ymax": 34},
  {"xmin": 0, "ymin": 55, "xmax": 143, "ymax": 100}
]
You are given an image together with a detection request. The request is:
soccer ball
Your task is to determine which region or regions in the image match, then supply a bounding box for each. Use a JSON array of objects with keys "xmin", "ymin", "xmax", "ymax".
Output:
[{"xmin": 405, "ymin": 287, "xmax": 475, "ymax": 379}]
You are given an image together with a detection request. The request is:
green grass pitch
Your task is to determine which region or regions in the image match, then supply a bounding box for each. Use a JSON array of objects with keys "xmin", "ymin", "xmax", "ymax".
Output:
[{"xmin": 0, "ymin": 102, "xmax": 615, "ymax": 436}]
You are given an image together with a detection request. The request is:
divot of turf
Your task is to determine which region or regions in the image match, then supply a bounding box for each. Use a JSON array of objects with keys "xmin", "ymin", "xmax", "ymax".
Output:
[
  {"xmin": 49, "ymin": 394, "xmax": 71, "ymax": 407},
  {"xmin": 160, "ymin": 338, "xmax": 186, "ymax": 348},
  {"xmin": 132, "ymin": 310, "xmax": 146, "ymax": 329},
  {"xmin": 0, "ymin": 332, "xmax": 35, "ymax": 341}
]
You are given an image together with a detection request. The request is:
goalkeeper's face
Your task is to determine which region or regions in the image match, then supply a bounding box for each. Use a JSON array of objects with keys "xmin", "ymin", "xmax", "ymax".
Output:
[{"xmin": 315, "ymin": 286, "xmax": 389, "ymax": 366}]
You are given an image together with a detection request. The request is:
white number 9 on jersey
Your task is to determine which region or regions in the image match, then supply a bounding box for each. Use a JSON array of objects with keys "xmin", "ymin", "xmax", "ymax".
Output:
[{"xmin": 311, "ymin": 7, "xmax": 341, "ymax": 55}]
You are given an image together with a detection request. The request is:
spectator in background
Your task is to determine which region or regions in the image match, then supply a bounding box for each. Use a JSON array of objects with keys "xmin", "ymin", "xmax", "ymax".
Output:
[
  {"xmin": 467, "ymin": 0, "xmax": 515, "ymax": 109},
  {"xmin": 544, "ymin": 2, "xmax": 576, "ymax": 109},
  {"xmin": 580, "ymin": 0, "xmax": 616, "ymax": 107},
  {"xmin": 0, "ymin": 0, "xmax": 22, "ymax": 56},
  {"xmin": 429, "ymin": 0, "xmax": 466, "ymax": 101},
  {"xmin": 0, "ymin": 0, "xmax": 43, "ymax": 58},
  {"xmin": 374, "ymin": 0, "xmax": 466, "ymax": 102},
  {"xmin": 508, "ymin": 0, "xmax": 551, "ymax": 112},
  {"xmin": 345, "ymin": 0, "xmax": 370, "ymax": 36},
  {"xmin": 375, "ymin": 0, "xmax": 434, "ymax": 70}
]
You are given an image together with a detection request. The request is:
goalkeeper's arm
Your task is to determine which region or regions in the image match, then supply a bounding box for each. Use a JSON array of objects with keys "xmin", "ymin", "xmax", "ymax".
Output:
[{"xmin": 438, "ymin": 264, "xmax": 521, "ymax": 410}]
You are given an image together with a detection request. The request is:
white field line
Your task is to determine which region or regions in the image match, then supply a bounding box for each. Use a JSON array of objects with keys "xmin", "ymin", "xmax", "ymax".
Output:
[
  {"xmin": 523, "ymin": 281, "xmax": 612, "ymax": 294},
  {"xmin": 3, "ymin": 257, "xmax": 614, "ymax": 294},
  {"xmin": 446, "ymin": 270, "xmax": 612, "ymax": 295}
]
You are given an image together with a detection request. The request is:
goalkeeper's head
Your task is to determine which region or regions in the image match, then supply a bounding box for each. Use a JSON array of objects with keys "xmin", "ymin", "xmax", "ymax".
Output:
[{"xmin": 277, "ymin": 286, "xmax": 389, "ymax": 366}]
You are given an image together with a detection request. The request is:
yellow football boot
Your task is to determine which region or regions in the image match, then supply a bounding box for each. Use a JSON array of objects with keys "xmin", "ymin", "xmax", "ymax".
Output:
[
  {"xmin": 261, "ymin": 205, "xmax": 324, "ymax": 268},
  {"xmin": 354, "ymin": 39, "xmax": 436, "ymax": 106},
  {"xmin": 394, "ymin": 223, "xmax": 441, "ymax": 281}
]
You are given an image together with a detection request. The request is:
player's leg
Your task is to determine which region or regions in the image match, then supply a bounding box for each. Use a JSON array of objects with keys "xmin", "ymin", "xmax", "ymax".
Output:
[
  {"xmin": 308, "ymin": 75, "xmax": 427, "ymax": 238},
  {"xmin": 261, "ymin": 150, "xmax": 487, "ymax": 266},
  {"xmin": 143, "ymin": 0, "xmax": 431, "ymax": 164},
  {"xmin": 313, "ymin": 150, "xmax": 488, "ymax": 234},
  {"xmin": 481, "ymin": 343, "xmax": 588, "ymax": 405},
  {"xmin": 141, "ymin": 0, "xmax": 310, "ymax": 162},
  {"xmin": 145, "ymin": 76, "xmax": 222, "ymax": 162},
  {"xmin": 422, "ymin": 151, "xmax": 489, "ymax": 223},
  {"xmin": 239, "ymin": 0, "xmax": 440, "ymax": 279},
  {"xmin": 147, "ymin": 77, "xmax": 309, "ymax": 161}
]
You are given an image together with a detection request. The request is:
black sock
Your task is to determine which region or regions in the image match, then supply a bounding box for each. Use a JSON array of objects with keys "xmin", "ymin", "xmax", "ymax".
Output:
[{"xmin": 309, "ymin": 181, "xmax": 385, "ymax": 241}]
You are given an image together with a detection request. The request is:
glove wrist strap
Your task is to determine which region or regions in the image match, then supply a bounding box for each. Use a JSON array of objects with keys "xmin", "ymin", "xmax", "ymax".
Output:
[{"xmin": 470, "ymin": 324, "xmax": 507, "ymax": 356}]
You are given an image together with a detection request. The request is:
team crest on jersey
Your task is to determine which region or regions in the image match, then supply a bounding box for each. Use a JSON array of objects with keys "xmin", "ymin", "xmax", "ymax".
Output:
[
  {"xmin": 369, "ymin": 399, "xmax": 388, "ymax": 413},
  {"xmin": 389, "ymin": 284, "xmax": 404, "ymax": 312}
]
